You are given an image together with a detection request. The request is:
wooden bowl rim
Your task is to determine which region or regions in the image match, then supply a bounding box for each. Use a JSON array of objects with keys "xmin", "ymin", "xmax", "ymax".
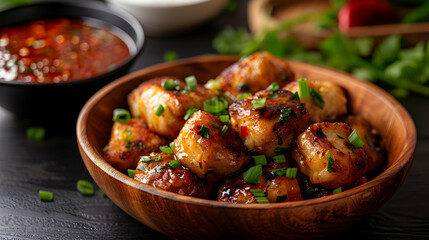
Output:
[{"xmin": 77, "ymin": 55, "xmax": 416, "ymax": 209}]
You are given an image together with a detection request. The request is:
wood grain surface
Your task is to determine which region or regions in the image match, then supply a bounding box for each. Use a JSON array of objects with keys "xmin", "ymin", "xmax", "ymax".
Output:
[{"xmin": 0, "ymin": 0, "xmax": 428, "ymax": 239}]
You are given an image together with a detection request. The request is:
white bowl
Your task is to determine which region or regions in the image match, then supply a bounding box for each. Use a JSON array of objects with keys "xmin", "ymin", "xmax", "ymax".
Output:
[{"xmin": 106, "ymin": 0, "xmax": 228, "ymax": 37}]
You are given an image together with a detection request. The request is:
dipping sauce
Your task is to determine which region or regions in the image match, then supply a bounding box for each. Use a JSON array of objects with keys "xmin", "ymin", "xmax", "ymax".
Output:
[{"xmin": 0, "ymin": 18, "xmax": 130, "ymax": 83}]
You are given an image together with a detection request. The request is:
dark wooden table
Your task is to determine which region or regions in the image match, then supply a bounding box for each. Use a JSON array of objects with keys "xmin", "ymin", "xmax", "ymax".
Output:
[{"xmin": 1, "ymin": 1, "xmax": 428, "ymax": 239}]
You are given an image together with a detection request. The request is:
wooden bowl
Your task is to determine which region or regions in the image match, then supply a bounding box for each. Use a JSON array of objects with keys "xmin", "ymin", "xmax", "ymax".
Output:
[{"xmin": 76, "ymin": 56, "xmax": 416, "ymax": 239}]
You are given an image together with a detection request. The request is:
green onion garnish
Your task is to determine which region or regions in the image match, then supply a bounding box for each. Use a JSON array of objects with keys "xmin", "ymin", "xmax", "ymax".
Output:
[
  {"xmin": 273, "ymin": 154, "xmax": 286, "ymax": 163},
  {"xmin": 160, "ymin": 145, "xmax": 174, "ymax": 154},
  {"xmin": 249, "ymin": 189, "xmax": 269, "ymax": 203},
  {"xmin": 237, "ymin": 84, "xmax": 250, "ymax": 91},
  {"xmin": 305, "ymin": 187, "xmax": 320, "ymax": 195},
  {"xmin": 205, "ymin": 79, "xmax": 221, "ymax": 90},
  {"xmin": 141, "ymin": 156, "xmax": 152, "ymax": 162},
  {"xmin": 163, "ymin": 51, "xmax": 178, "ymax": 62},
  {"xmin": 252, "ymin": 155, "xmax": 267, "ymax": 166},
  {"xmin": 326, "ymin": 150, "xmax": 338, "ymax": 173},
  {"xmin": 336, "ymin": 134, "xmax": 344, "ymax": 139},
  {"xmin": 316, "ymin": 128, "xmax": 327, "ymax": 138},
  {"xmin": 292, "ymin": 91, "xmax": 300, "ymax": 101},
  {"xmin": 333, "ymin": 187, "xmax": 342, "ymax": 194},
  {"xmin": 348, "ymin": 129, "xmax": 365, "ymax": 148},
  {"xmin": 276, "ymin": 194, "xmax": 288, "ymax": 202},
  {"xmin": 272, "ymin": 167, "xmax": 287, "ymax": 177},
  {"xmin": 168, "ymin": 160, "xmax": 181, "ymax": 169},
  {"xmin": 286, "ymin": 168, "xmax": 298, "ymax": 178},
  {"xmin": 39, "ymin": 190, "xmax": 53, "ymax": 202},
  {"xmin": 197, "ymin": 125, "xmax": 210, "ymax": 138},
  {"xmin": 274, "ymin": 146, "xmax": 290, "ymax": 153},
  {"xmin": 298, "ymin": 78, "xmax": 310, "ymax": 99},
  {"xmin": 280, "ymin": 107, "xmax": 296, "ymax": 122},
  {"xmin": 127, "ymin": 169, "xmax": 136, "ymax": 178},
  {"xmin": 203, "ymin": 96, "xmax": 228, "ymax": 115},
  {"xmin": 102, "ymin": 145, "xmax": 108, "ymax": 153},
  {"xmin": 125, "ymin": 142, "xmax": 132, "ymax": 149},
  {"xmin": 269, "ymin": 93, "xmax": 278, "ymax": 99},
  {"xmin": 169, "ymin": 142, "xmax": 175, "ymax": 152},
  {"xmin": 243, "ymin": 165, "xmax": 262, "ymax": 184},
  {"xmin": 310, "ymin": 88, "xmax": 325, "ymax": 109},
  {"xmin": 184, "ymin": 107, "xmax": 198, "ymax": 120},
  {"xmin": 251, "ymin": 97, "xmax": 266, "ymax": 110},
  {"xmin": 266, "ymin": 82, "xmax": 279, "ymax": 92},
  {"xmin": 154, "ymin": 155, "xmax": 164, "ymax": 162},
  {"xmin": 237, "ymin": 93, "xmax": 252, "ymax": 100},
  {"xmin": 26, "ymin": 127, "xmax": 46, "ymax": 141},
  {"xmin": 122, "ymin": 129, "xmax": 132, "ymax": 141},
  {"xmin": 221, "ymin": 125, "xmax": 228, "ymax": 133},
  {"xmin": 137, "ymin": 164, "xmax": 146, "ymax": 172},
  {"xmin": 113, "ymin": 108, "xmax": 131, "ymax": 123},
  {"xmin": 155, "ymin": 104, "xmax": 165, "ymax": 117},
  {"xmin": 76, "ymin": 180, "xmax": 94, "ymax": 196},
  {"xmin": 162, "ymin": 79, "xmax": 178, "ymax": 90},
  {"xmin": 219, "ymin": 115, "xmax": 230, "ymax": 123},
  {"xmin": 185, "ymin": 75, "xmax": 197, "ymax": 91}
]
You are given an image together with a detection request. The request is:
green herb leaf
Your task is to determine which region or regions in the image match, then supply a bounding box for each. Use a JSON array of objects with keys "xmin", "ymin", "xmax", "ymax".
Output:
[
  {"xmin": 197, "ymin": 125, "xmax": 210, "ymax": 139},
  {"xmin": 242, "ymin": 165, "xmax": 263, "ymax": 184}
]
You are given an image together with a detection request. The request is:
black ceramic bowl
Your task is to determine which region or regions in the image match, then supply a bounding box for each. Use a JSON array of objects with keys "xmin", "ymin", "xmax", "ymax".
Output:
[{"xmin": 0, "ymin": 0, "xmax": 144, "ymax": 123}]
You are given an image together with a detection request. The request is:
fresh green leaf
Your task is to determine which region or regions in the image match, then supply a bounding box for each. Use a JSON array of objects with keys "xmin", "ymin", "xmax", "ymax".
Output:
[{"xmin": 372, "ymin": 35, "xmax": 402, "ymax": 67}]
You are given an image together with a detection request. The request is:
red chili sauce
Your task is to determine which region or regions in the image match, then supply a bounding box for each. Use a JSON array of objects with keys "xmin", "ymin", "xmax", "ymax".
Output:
[{"xmin": 0, "ymin": 18, "xmax": 130, "ymax": 83}]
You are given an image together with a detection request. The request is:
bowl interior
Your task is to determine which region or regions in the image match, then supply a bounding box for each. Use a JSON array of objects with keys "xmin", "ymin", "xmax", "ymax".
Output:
[{"xmin": 77, "ymin": 56, "xmax": 416, "ymax": 239}]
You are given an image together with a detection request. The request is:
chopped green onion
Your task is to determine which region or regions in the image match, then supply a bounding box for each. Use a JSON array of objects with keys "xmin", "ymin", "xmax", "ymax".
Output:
[
  {"xmin": 332, "ymin": 187, "xmax": 342, "ymax": 194},
  {"xmin": 113, "ymin": 108, "xmax": 131, "ymax": 123},
  {"xmin": 127, "ymin": 169, "xmax": 136, "ymax": 178},
  {"xmin": 292, "ymin": 91, "xmax": 300, "ymax": 101},
  {"xmin": 77, "ymin": 180, "xmax": 94, "ymax": 196},
  {"xmin": 237, "ymin": 93, "xmax": 252, "ymax": 100},
  {"xmin": 221, "ymin": 125, "xmax": 228, "ymax": 133},
  {"xmin": 184, "ymin": 107, "xmax": 198, "ymax": 120},
  {"xmin": 168, "ymin": 160, "xmax": 181, "ymax": 169},
  {"xmin": 125, "ymin": 142, "xmax": 132, "ymax": 149},
  {"xmin": 273, "ymin": 154, "xmax": 286, "ymax": 163},
  {"xmin": 269, "ymin": 93, "xmax": 278, "ymax": 99},
  {"xmin": 348, "ymin": 130, "xmax": 365, "ymax": 148},
  {"xmin": 316, "ymin": 128, "xmax": 327, "ymax": 138},
  {"xmin": 169, "ymin": 142, "xmax": 175, "ymax": 152},
  {"xmin": 274, "ymin": 146, "xmax": 290, "ymax": 153},
  {"xmin": 141, "ymin": 156, "xmax": 152, "ymax": 162},
  {"xmin": 155, "ymin": 104, "xmax": 165, "ymax": 117},
  {"xmin": 272, "ymin": 167, "xmax": 287, "ymax": 177},
  {"xmin": 163, "ymin": 51, "xmax": 178, "ymax": 62},
  {"xmin": 102, "ymin": 145, "xmax": 108, "ymax": 153},
  {"xmin": 266, "ymin": 82, "xmax": 279, "ymax": 92},
  {"xmin": 197, "ymin": 125, "xmax": 210, "ymax": 138},
  {"xmin": 365, "ymin": 136, "xmax": 374, "ymax": 148},
  {"xmin": 219, "ymin": 115, "xmax": 230, "ymax": 123},
  {"xmin": 39, "ymin": 190, "xmax": 53, "ymax": 202},
  {"xmin": 243, "ymin": 165, "xmax": 262, "ymax": 184},
  {"xmin": 249, "ymin": 189, "xmax": 269, "ymax": 203},
  {"xmin": 205, "ymin": 79, "xmax": 221, "ymax": 90},
  {"xmin": 162, "ymin": 79, "xmax": 179, "ymax": 90},
  {"xmin": 160, "ymin": 146, "xmax": 174, "ymax": 154},
  {"xmin": 286, "ymin": 168, "xmax": 298, "ymax": 179},
  {"xmin": 137, "ymin": 164, "xmax": 146, "ymax": 172},
  {"xmin": 122, "ymin": 129, "xmax": 132, "ymax": 141},
  {"xmin": 203, "ymin": 96, "xmax": 228, "ymax": 115},
  {"xmin": 237, "ymin": 84, "xmax": 250, "ymax": 91},
  {"xmin": 305, "ymin": 187, "xmax": 320, "ymax": 195},
  {"xmin": 326, "ymin": 150, "xmax": 338, "ymax": 173},
  {"xmin": 298, "ymin": 78, "xmax": 310, "ymax": 99},
  {"xmin": 251, "ymin": 97, "xmax": 266, "ymax": 110},
  {"xmin": 336, "ymin": 134, "xmax": 344, "ymax": 139},
  {"xmin": 26, "ymin": 127, "xmax": 46, "ymax": 141},
  {"xmin": 185, "ymin": 75, "xmax": 198, "ymax": 91},
  {"xmin": 276, "ymin": 194, "xmax": 288, "ymax": 202},
  {"xmin": 154, "ymin": 155, "xmax": 164, "ymax": 162},
  {"xmin": 252, "ymin": 155, "xmax": 267, "ymax": 166},
  {"xmin": 280, "ymin": 107, "xmax": 296, "ymax": 122},
  {"xmin": 310, "ymin": 88, "xmax": 325, "ymax": 109}
]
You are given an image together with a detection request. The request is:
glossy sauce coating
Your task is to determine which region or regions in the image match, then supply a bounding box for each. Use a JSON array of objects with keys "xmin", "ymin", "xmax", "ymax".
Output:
[
  {"xmin": 103, "ymin": 118, "xmax": 170, "ymax": 172},
  {"xmin": 0, "ymin": 19, "xmax": 129, "ymax": 83},
  {"xmin": 217, "ymin": 52, "xmax": 295, "ymax": 97},
  {"xmin": 292, "ymin": 122, "xmax": 368, "ymax": 189},
  {"xmin": 218, "ymin": 162, "xmax": 302, "ymax": 204},
  {"xmin": 229, "ymin": 90, "xmax": 309, "ymax": 157},
  {"xmin": 174, "ymin": 110, "xmax": 250, "ymax": 181},
  {"xmin": 134, "ymin": 153, "xmax": 212, "ymax": 198},
  {"xmin": 127, "ymin": 77, "xmax": 217, "ymax": 139}
]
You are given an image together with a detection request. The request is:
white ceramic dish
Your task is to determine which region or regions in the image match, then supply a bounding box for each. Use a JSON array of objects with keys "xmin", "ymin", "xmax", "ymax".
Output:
[{"xmin": 106, "ymin": 0, "xmax": 227, "ymax": 37}]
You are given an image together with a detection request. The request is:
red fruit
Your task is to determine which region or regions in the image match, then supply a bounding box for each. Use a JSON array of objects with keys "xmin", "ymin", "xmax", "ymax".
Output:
[{"xmin": 338, "ymin": 0, "xmax": 396, "ymax": 31}]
